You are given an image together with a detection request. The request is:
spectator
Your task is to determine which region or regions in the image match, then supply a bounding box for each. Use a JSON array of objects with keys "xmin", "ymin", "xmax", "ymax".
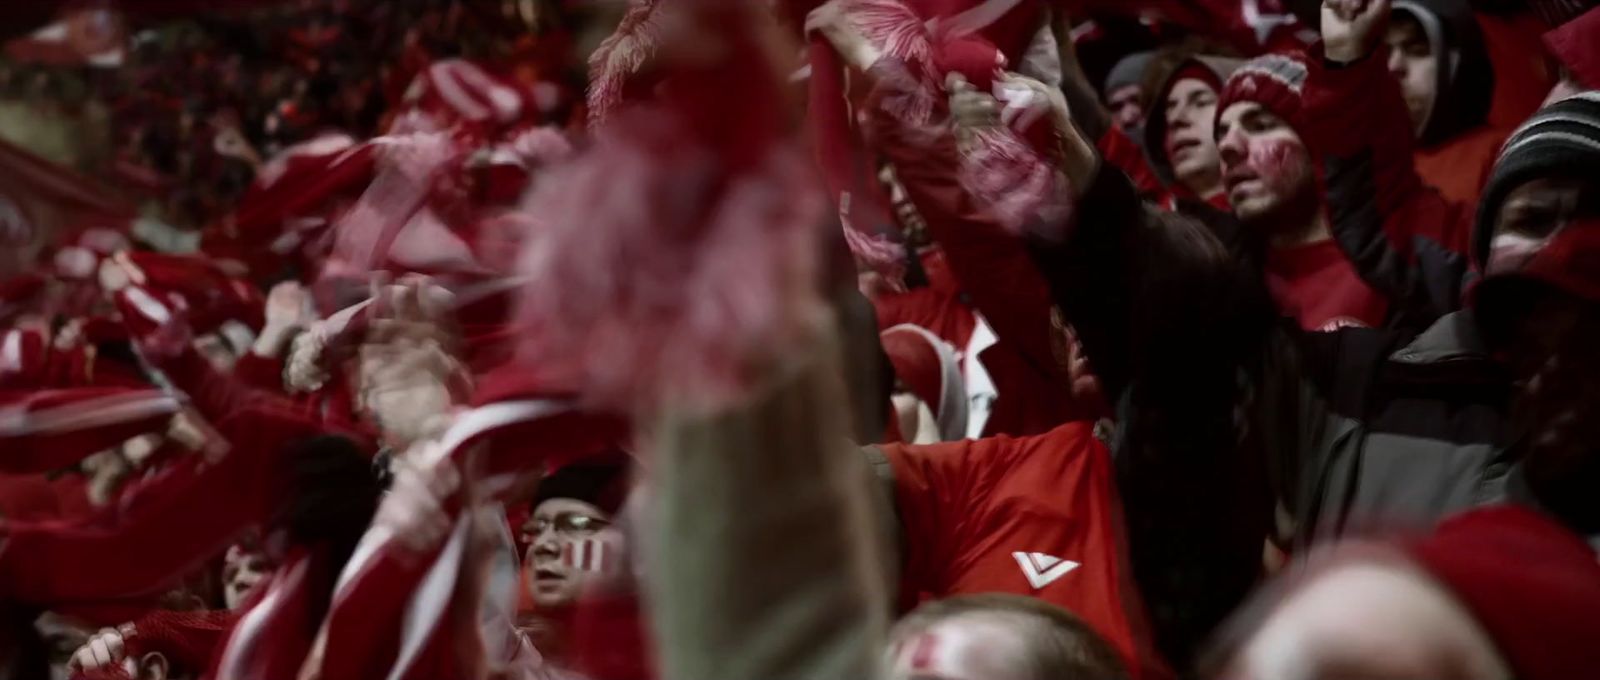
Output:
[
  {"xmin": 1210, "ymin": 506, "xmax": 1600, "ymax": 680},
  {"xmin": 886, "ymin": 594, "xmax": 1129, "ymax": 680},
  {"xmin": 1102, "ymin": 51, "xmax": 1155, "ymax": 136},
  {"xmin": 1140, "ymin": 44, "xmax": 1241, "ymax": 209},
  {"xmin": 1215, "ymin": 53, "xmax": 1393, "ymax": 330},
  {"xmin": 1389, "ymin": 0, "xmax": 1504, "ymax": 204},
  {"xmin": 1025, "ymin": 0, "xmax": 1600, "ymax": 648}
]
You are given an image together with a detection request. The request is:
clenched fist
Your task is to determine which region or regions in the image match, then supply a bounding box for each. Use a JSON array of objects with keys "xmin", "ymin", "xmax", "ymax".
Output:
[{"xmin": 1323, "ymin": 0, "xmax": 1390, "ymax": 63}]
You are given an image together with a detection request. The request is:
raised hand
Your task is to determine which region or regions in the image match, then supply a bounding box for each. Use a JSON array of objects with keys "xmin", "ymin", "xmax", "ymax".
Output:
[
  {"xmin": 804, "ymin": 0, "xmax": 884, "ymax": 73},
  {"xmin": 1323, "ymin": 0, "xmax": 1390, "ymax": 63},
  {"xmin": 374, "ymin": 446, "xmax": 462, "ymax": 552},
  {"xmin": 995, "ymin": 72, "xmax": 1071, "ymax": 132},
  {"xmin": 947, "ymin": 73, "xmax": 1001, "ymax": 145},
  {"xmin": 68, "ymin": 625, "xmax": 136, "ymax": 673}
]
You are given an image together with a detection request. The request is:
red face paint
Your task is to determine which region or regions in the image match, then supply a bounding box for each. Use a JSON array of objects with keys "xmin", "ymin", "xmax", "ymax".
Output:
[
  {"xmin": 1248, "ymin": 136, "xmax": 1311, "ymax": 198},
  {"xmin": 1227, "ymin": 134, "xmax": 1313, "ymax": 219}
]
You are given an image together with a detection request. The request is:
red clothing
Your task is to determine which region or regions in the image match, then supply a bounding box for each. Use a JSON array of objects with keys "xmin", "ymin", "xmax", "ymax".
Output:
[
  {"xmin": 880, "ymin": 422, "xmax": 1168, "ymax": 680},
  {"xmin": 1477, "ymin": 9, "xmax": 1557, "ymax": 133},
  {"xmin": 1414, "ymin": 124, "xmax": 1507, "ymax": 206},
  {"xmin": 1545, "ymin": 6, "xmax": 1600, "ymax": 90},
  {"xmin": 230, "ymin": 352, "xmax": 287, "ymax": 393},
  {"xmin": 1098, "ymin": 126, "xmax": 1171, "ymax": 203},
  {"xmin": 873, "ymin": 286, "xmax": 976, "ymax": 352},
  {"xmin": 1265, "ymin": 240, "xmax": 1389, "ymax": 331}
]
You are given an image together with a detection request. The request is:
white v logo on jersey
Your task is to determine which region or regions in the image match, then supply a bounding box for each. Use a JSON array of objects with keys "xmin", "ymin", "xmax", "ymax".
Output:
[{"xmin": 1013, "ymin": 552, "xmax": 1080, "ymax": 590}]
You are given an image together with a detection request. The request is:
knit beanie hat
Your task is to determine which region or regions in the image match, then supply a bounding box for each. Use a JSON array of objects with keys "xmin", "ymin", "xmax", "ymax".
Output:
[
  {"xmin": 1406, "ymin": 505, "xmax": 1600, "ymax": 680},
  {"xmin": 1103, "ymin": 50, "xmax": 1156, "ymax": 98},
  {"xmin": 1215, "ymin": 52, "xmax": 1311, "ymax": 137},
  {"xmin": 1473, "ymin": 91, "xmax": 1600, "ymax": 268}
]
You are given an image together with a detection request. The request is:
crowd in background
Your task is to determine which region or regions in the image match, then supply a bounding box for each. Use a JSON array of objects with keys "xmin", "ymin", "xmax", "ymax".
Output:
[{"xmin": 0, "ymin": 0, "xmax": 1598, "ymax": 679}]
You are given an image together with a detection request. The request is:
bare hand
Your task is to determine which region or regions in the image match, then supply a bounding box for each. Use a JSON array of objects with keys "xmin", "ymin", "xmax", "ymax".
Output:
[
  {"xmin": 995, "ymin": 72, "xmax": 1070, "ymax": 132},
  {"xmin": 947, "ymin": 74, "xmax": 1001, "ymax": 144},
  {"xmin": 68, "ymin": 625, "xmax": 135, "ymax": 672},
  {"xmin": 1322, "ymin": 0, "xmax": 1389, "ymax": 63},
  {"xmin": 375, "ymin": 446, "xmax": 462, "ymax": 552},
  {"xmin": 264, "ymin": 282, "xmax": 315, "ymax": 331},
  {"xmin": 805, "ymin": 0, "xmax": 884, "ymax": 73}
]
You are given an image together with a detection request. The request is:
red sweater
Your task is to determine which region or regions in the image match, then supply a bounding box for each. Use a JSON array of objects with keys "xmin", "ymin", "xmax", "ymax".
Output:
[{"xmin": 1265, "ymin": 239, "xmax": 1390, "ymax": 331}]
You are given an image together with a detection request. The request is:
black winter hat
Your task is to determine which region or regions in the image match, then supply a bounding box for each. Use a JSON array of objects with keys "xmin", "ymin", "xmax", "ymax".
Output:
[
  {"xmin": 1473, "ymin": 91, "xmax": 1600, "ymax": 268},
  {"xmin": 531, "ymin": 453, "xmax": 631, "ymax": 515}
]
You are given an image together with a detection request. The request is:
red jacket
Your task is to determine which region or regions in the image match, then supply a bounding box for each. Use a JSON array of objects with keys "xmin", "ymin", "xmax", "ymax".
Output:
[{"xmin": 879, "ymin": 422, "xmax": 1168, "ymax": 680}]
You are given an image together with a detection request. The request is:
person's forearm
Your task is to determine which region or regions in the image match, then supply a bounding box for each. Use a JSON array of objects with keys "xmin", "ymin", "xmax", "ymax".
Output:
[
  {"xmin": 1051, "ymin": 11, "xmax": 1112, "ymax": 141},
  {"xmin": 648, "ymin": 327, "xmax": 891, "ymax": 680}
]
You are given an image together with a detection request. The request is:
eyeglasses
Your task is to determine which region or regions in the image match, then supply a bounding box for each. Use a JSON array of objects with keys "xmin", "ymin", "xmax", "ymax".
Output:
[{"xmin": 526, "ymin": 512, "xmax": 611, "ymax": 539}]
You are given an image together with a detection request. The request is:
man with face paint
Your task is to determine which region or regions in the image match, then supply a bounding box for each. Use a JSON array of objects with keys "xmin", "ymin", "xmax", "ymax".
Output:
[{"xmin": 1215, "ymin": 52, "xmax": 1394, "ymax": 331}]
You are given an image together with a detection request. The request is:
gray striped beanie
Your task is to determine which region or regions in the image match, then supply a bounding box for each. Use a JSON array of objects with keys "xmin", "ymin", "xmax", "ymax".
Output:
[{"xmin": 1474, "ymin": 91, "xmax": 1600, "ymax": 267}]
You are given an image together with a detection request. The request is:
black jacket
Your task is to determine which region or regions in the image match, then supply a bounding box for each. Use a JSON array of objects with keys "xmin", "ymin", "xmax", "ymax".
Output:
[{"xmin": 1027, "ymin": 164, "xmax": 1527, "ymax": 670}]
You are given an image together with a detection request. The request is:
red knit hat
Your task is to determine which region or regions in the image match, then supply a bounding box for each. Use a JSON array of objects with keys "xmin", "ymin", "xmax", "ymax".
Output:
[
  {"xmin": 1215, "ymin": 51, "xmax": 1310, "ymax": 135},
  {"xmin": 1406, "ymin": 505, "xmax": 1600, "ymax": 680}
]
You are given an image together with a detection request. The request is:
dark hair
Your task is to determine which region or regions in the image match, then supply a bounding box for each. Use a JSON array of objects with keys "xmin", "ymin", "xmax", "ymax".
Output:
[
  {"xmin": 892, "ymin": 594, "xmax": 1130, "ymax": 680},
  {"xmin": 531, "ymin": 454, "xmax": 632, "ymax": 516},
  {"xmin": 283, "ymin": 434, "xmax": 383, "ymax": 567}
]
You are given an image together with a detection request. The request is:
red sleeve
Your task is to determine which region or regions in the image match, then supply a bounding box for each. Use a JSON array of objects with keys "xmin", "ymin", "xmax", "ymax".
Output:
[
  {"xmin": 878, "ymin": 437, "xmax": 986, "ymax": 607},
  {"xmin": 230, "ymin": 352, "xmax": 287, "ymax": 393},
  {"xmin": 128, "ymin": 609, "xmax": 241, "ymax": 673},
  {"xmin": 1305, "ymin": 45, "xmax": 1472, "ymax": 255},
  {"xmin": 1097, "ymin": 126, "xmax": 1172, "ymax": 204},
  {"xmin": 0, "ymin": 409, "xmax": 311, "ymax": 606},
  {"xmin": 871, "ymin": 287, "xmax": 976, "ymax": 350}
]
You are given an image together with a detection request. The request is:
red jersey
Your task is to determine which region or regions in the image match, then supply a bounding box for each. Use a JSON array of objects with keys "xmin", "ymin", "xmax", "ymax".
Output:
[{"xmin": 879, "ymin": 422, "xmax": 1169, "ymax": 680}]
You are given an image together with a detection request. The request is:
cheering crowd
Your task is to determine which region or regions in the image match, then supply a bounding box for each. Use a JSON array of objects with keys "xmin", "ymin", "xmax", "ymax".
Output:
[{"xmin": 1, "ymin": 0, "xmax": 1598, "ymax": 678}]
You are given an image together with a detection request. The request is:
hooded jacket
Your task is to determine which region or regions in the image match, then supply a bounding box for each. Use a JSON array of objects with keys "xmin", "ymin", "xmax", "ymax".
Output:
[
  {"xmin": 1140, "ymin": 50, "xmax": 1242, "ymax": 209},
  {"xmin": 1396, "ymin": 0, "xmax": 1507, "ymax": 204}
]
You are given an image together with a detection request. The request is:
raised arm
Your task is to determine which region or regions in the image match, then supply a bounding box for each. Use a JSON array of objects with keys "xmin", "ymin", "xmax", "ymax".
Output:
[
  {"xmin": 859, "ymin": 65, "xmax": 1073, "ymax": 389},
  {"xmin": 1308, "ymin": 0, "xmax": 1475, "ymax": 329},
  {"xmin": 649, "ymin": 322, "xmax": 892, "ymax": 680}
]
